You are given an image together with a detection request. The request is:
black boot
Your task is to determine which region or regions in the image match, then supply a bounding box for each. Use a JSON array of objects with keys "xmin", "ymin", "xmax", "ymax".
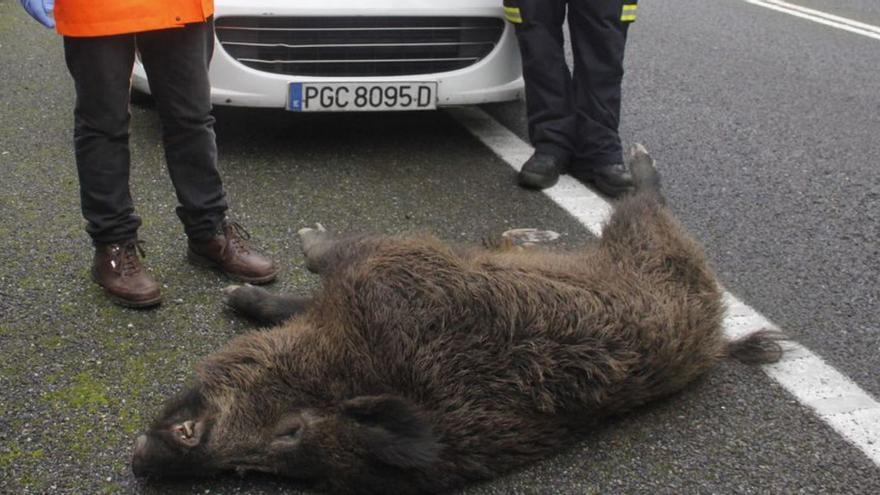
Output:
[
  {"xmin": 570, "ymin": 162, "xmax": 635, "ymax": 198},
  {"xmin": 517, "ymin": 153, "xmax": 568, "ymax": 190}
]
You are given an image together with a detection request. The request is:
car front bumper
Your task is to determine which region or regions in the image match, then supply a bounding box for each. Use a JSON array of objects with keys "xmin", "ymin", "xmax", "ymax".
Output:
[{"xmin": 132, "ymin": 3, "xmax": 523, "ymax": 109}]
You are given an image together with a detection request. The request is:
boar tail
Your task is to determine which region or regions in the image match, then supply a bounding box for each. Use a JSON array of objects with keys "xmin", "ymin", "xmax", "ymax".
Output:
[{"xmin": 726, "ymin": 329, "xmax": 787, "ymax": 364}]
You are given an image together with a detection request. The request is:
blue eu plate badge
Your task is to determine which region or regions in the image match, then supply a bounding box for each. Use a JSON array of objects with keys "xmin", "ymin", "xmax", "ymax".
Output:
[{"xmin": 289, "ymin": 83, "xmax": 304, "ymax": 112}]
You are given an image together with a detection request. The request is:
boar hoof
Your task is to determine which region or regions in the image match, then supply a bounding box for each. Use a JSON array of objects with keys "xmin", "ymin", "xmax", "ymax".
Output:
[
  {"xmin": 626, "ymin": 143, "xmax": 662, "ymax": 195},
  {"xmin": 223, "ymin": 283, "xmax": 265, "ymax": 311},
  {"xmin": 298, "ymin": 223, "xmax": 333, "ymax": 258}
]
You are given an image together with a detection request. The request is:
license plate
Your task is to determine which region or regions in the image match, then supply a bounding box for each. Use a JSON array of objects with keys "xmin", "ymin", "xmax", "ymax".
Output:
[{"xmin": 288, "ymin": 82, "xmax": 437, "ymax": 112}]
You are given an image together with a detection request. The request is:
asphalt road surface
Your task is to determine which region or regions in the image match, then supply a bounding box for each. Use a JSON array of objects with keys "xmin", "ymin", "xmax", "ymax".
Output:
[{"xmin": 1, "ymin": 0, "xmax": 878, "ymax": 493}]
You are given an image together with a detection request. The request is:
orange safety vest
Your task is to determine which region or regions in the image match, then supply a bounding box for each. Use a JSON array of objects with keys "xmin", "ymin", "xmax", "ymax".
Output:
[{"xmin": 55, "ymin": 0, "xmax": 214, "ymax": 37}]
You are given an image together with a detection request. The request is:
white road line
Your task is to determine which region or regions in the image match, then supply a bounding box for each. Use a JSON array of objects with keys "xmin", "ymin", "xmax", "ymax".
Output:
[
  {"xmin": 446, "ymin": 106, "xmax": 880, "ymax": 467},
  {"xmin": 743, "ymin": 0, "xmax": 880, "ymax": 40}
]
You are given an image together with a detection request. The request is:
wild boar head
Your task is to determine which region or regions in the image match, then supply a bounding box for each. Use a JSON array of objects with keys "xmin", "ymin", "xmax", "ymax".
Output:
[{"xmin": 131, "ymin": 333, "xmax": 442, "ymax": 490}]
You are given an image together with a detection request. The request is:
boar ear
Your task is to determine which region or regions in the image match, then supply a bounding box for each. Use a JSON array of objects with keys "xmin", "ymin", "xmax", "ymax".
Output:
[{"xmin": 342, "ymin": 394, "xmax": 441, "ymax": 469}]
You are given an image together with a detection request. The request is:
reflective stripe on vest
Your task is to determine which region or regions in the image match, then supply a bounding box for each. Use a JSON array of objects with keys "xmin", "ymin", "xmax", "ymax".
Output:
[
  {"xmin": 621, "ymin": 3, "xmax": 638, "ymax": 23},
  {"xmin": 504, "ymin": 6, "xmax": 523, "ymax": 24},
  {"xmin": 504, "ymin": 7, "xmax": 522, "ymax": 24}
]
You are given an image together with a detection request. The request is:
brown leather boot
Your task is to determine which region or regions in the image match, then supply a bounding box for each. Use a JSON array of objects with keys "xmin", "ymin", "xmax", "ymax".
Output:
[
  {"xmin": 92, "ymin": 240, "xmax": 162, "ymax": 308},
  {"xmin": 187, "ymin": 221, "xmax": 278, "ymax": 284}
]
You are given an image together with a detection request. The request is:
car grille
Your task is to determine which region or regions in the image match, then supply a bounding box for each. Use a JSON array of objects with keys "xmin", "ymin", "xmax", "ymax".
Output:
[{"xmin": 214, "ymin": 16, "xmax": 505, "ymax": 77}]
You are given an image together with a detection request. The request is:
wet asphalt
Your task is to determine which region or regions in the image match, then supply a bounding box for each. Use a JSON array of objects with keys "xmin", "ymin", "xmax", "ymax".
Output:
[{"xmin": 1, "ymin": 0, "xmax": 879, "ymax": 493}]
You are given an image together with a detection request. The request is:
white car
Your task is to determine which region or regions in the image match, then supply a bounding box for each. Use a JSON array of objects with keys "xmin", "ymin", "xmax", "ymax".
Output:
[{"xmin": 133, "ymin": 0, "xmax": 524, "ymax": 112}]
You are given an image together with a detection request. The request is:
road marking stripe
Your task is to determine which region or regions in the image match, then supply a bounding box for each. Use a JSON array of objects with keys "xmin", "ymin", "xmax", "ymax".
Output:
[
  {"xmin": 446, "ymin": 106, "xmax": 880, "ymax": 467},
  {"xmin": 743, "ymin": 0, "xmax": 880, "ymax": 40}
]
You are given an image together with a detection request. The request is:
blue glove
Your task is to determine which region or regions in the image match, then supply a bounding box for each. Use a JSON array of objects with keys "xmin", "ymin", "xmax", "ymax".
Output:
[{"xmin": 20, "ymin": 0, "xmax": 55, "ymax": 29}]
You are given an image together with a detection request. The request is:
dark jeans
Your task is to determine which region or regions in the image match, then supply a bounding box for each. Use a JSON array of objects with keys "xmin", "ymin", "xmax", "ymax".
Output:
[
  {"xmin": 63, "ymin": 19, "xmax": 228, "ymax": 244},
  {"xmin": 507, "ymin": 0, "xmax": 633, "ymax": 168}
]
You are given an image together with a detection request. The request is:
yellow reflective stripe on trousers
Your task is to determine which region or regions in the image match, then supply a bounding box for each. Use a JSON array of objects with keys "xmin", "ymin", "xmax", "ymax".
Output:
[
  {"xmin": 504, "ymin": 6, "xmax": 522, "ymax": 24},
  {"xmin": 621, "ymin": 4, "xmax": 637, "ymax": 22}
]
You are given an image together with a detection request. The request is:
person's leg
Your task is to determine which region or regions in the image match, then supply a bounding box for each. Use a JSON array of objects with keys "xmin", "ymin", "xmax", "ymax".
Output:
[
  {"xmin": 64, "ymin": 34, "xmax": 161, "ymax": 308},
  {"xmin": 137, "ymin": 20, "xmax": 277, "ymax": 284},
  {"xmin": 135, "ymin": 20, "xmax": 227, "ymax": 240},
  {"xmin": 510, "ymin": 0, "xmax": 574, "ymax": 161},
  {"xmin": 568, "ymin": 0, "xmax": 636, "ymax": 197},
  {"xmin": 506, "ymin": 0, "xmax": 574, "ymax": 189},
  {"xmin": 568, "ymin": 0, "xmax": 631, "ymax": 167},
  {"xmin": 63, "ymin": 34, "xmax": 141, "ymax": 243}
]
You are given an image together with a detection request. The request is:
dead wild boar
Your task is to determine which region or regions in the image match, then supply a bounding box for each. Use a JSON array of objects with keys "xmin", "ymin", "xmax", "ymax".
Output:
[{"xmin": 132, "ymin": 145, "xmax": 783, "ymax": 493}]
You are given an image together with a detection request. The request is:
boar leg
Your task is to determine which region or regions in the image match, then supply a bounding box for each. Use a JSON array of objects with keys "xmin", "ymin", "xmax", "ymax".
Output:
[
  {"xmin": 298, "ymin": 223, "xmax": 337, "ymax": 274},
  {"xmin": 600, "ymin": 145, "xmax": 675, "ymax": 261},
  {"xmin": 298, "ymin": 224, "xmax": 390, "ymax": 276},
  {"xmin": 626, "ymin": 143, "xmax": 664, "ymax": 202},
  {"xmin": 600, "ymin": 145, "xmax": 716, "ymax": 293},
  {"xmin": 223, "ymin": 284, "xmax": 312, "ymax": 325}
]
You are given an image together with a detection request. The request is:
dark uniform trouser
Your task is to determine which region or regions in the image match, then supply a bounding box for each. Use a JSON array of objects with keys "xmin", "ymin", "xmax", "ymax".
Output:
[
  {"xmin": 504, "ymin": 0, "xmax": 636, "ymax": 170},
  {"xmin": 63, "ymin": 19, "xmax": 228, "ymax": 244}
]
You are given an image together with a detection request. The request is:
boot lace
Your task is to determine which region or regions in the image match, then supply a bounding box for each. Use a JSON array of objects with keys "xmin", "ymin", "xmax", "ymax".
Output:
[
  {"xmin": 111, "ymin": 241, "xmax": 147, "ymax": 277},
  {"xmin": 224, "ymin": 222, "xmax": 252, "ymax": 255}
]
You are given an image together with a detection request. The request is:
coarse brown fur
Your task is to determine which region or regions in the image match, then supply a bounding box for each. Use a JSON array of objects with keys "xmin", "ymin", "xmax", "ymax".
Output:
[{"xmin": 132, "ymin": 146, "xmax": 784, "ymax": 494}]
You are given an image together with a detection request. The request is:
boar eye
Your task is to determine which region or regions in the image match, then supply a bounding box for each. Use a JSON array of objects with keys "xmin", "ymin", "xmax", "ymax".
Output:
[
  {"xmin": 277, "ymin": 425, "xmax": 301, "ymax": 439},
  {"xmin": 274, "ymin": 417, "xmax": 304, "ymax": 440}
]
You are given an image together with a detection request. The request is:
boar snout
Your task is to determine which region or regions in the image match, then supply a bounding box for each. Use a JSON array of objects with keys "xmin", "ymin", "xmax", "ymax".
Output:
[
  {"xmin": 131, "ymin": 422, "xmax": 216, "ymax": 479},
  {"xmin": 131, "ymin": 434, "xmax": 152, "ymax": 478}
]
